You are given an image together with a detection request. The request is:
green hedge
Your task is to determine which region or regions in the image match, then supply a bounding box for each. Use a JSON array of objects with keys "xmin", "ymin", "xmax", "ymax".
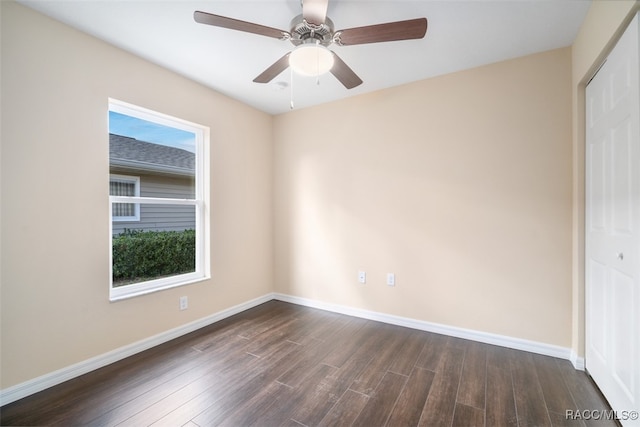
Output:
[{"xmin": 112, "ymin": 229, "xmax": 195, "ymax": 286}]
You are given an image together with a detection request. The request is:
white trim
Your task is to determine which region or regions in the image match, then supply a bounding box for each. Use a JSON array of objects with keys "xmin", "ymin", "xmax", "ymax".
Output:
[
  {"xmin": 0, "ymin": 294, "xmax": 275, "ymax": 406},
  {"xmin": 109, "ymin": 98, "xmax": 205, "ymax": 136},
  {"xmin": 109, "ymin": 272, "xmax": 209, "ymax": 301},
  {"xmin": 273, "ymin": 293, "xmax": 575, "ymax": 362},
  {"xmin": 1, "ymin": 292, "xmax": 583, "ymax": 406},
  {"xmin": 110, "ymin": 196, "xmax": 198, "ymax": 205}
]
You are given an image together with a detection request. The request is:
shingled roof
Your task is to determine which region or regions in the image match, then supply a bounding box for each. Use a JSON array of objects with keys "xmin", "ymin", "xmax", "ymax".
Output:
[{"xmin": 109, "ymin": 133, "xmax": 195, "ymax": 177}]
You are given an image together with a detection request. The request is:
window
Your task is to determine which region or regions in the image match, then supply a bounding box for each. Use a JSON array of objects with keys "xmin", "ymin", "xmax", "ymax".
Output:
[
  {"xmin": 108, "ymin": 99, "xmax": 210, "ymax": 301},
  {"xmin": 110, "ymin": 174, "xmax": 140, "ymax": 221}
]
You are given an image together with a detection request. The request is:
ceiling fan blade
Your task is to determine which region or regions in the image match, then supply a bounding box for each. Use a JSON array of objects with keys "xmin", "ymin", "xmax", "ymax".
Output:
[
  {"xmin": 330, "ymin": 52, "xmax": 362, "ymax": 89},
  {"xmin": 194, "ymin": 11, "xmax": 289, "ymax": 40},
  {"xmin": 302, "ymin": 0, "xmax": 329, "ymax": 25},
  {"xmin": 335, "ymin": 18, "xmax": 427, "ymax": 46},
  {"xmin": 253, "ymin": 53, "xmax": 291, "ymax": 83}
]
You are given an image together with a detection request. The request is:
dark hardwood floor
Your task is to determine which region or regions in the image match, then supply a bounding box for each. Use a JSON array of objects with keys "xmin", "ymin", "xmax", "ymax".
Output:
[{"xmin": 1, "ymin": 300, "xmax": 614, "ymax": 426}]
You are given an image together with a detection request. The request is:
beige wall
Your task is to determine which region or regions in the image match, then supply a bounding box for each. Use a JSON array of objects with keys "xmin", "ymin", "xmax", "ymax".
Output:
[
  {"xmin": 3, "ymin": 0, "xmax": 637, "ymax": 394},
  {"xmin": 0, "ymin": 1, "xmax": 273, "ymax": 388},
  {"xmin": 274, "ymin": 48, "xmax": 573, "ymax": 346},
  {"xmin": 570, "ymin": 0, "xmax": 639, "ymax": 359}
]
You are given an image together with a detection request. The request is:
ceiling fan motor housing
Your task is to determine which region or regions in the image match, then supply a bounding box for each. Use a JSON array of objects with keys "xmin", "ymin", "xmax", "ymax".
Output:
[{"xmin": 289, "ymin": 14, "xmax": 334, "ymax": 46}]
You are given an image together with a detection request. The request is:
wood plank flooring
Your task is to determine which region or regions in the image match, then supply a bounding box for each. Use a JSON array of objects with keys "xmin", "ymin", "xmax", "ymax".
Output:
[{"xmin": 0, "ymin": 300, "xmax": 615, "ymax": 426}]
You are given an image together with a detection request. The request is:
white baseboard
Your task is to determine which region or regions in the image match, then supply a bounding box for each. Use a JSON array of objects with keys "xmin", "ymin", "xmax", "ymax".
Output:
[
  {"xmin": 0, "ymin": 293, "xmax": 275, "ymax": 406},
  {"xmin": 274, "ymin": 293, "xmax": 579, "ymax": 366},
  {"xmin": 2, "ymin": 292, "xmax": 583, "ymax": 405},
  {"xmin": 570, "ymin": 350, "xmax": 586, "ymax": 371}
]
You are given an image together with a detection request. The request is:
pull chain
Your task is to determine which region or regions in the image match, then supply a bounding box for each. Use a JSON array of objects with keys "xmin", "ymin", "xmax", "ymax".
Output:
[
  {"xmin": 316, "ymin": 40, "xmax": 321, "ymax": 85},
  {"xmin": 290, "ymin": 66, "xmax": 294, "ymax": 110}
]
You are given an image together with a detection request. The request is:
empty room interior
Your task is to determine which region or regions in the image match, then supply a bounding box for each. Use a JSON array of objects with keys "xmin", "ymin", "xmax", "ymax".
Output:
[{"xmin": 1, "ymin": 0, "xmax": 640, "ymax": 425}]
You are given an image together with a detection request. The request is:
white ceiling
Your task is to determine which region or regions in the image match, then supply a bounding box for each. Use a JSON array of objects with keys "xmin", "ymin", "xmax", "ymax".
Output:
[{"xmin": 18, "ymin": 0, "xmax": 591, "ymax": 115}]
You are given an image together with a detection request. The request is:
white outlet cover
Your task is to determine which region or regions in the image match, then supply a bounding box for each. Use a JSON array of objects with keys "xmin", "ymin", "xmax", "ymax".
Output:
[
  {"xmin": 387, "ymin": 273, "xmax": 395, "ymax": 286},
  {"xmin": 358, "ymin": 271, "xmax": 366, "ymax": 284}
]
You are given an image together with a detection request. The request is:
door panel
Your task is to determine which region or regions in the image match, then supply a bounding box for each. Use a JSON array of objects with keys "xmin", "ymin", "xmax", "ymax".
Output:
[
  {"xmin": 587, "ymin": 260, "xmax": 608, "ymax": 362},
  {"xmin": 611, "ymin": 269, "xmax": 634, "ymax": 399},
  {"xmin": 612, "ymin": 121, "xmax": 632, "ymax": 234},
  {"xmin": 587, "ymin": 138, "xmax": 607, "ymax": 232}
]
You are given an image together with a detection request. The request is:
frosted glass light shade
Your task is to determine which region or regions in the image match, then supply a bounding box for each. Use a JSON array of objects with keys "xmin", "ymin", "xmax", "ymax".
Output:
[{"xmin": 289, "ymin": 43, "xmax": 334, "ymax": 76}]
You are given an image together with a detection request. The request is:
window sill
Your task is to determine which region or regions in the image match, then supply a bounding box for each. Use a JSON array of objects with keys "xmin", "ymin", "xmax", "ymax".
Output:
[{"xmin": 109, "ymin": 274, "xmax": 211, "ymax": 302}]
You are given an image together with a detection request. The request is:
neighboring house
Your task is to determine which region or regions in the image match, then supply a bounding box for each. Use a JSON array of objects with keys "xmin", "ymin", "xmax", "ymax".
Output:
[{"xmin": 109, "ymin": 133, "xmax": 195, "ymax": 235}]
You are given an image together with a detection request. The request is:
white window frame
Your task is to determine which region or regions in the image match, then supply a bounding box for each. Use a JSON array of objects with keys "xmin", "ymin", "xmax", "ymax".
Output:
[
  {"xmin": 110, "ymin": 174, "xmax": 140, "ymax": 222},
  {"xmin": 108, "ymin": 99, "xmax": 210, "ymax": 301}
]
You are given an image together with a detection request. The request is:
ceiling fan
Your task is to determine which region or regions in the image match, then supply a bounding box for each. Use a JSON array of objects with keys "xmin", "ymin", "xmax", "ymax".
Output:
[{"xmin": 194, "ymin": 0, "xmax": 427, "ymax": 89}]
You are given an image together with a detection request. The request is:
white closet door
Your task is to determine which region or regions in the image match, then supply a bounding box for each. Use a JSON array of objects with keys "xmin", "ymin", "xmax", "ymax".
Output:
[{"xmin": 586, "ymin": 13, "xmax": 640, "ymax": 426}]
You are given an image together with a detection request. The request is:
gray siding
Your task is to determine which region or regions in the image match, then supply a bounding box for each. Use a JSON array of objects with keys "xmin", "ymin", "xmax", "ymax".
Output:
[{"xmin": 112, "ymin": 174, "xmax": 196, "ymax": 235}]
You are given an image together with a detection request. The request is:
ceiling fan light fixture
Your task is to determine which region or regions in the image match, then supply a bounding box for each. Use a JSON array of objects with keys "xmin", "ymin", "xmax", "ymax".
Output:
[{"xmin": 289, "ymin": 41, "xmax": 334, "ymax": 76}]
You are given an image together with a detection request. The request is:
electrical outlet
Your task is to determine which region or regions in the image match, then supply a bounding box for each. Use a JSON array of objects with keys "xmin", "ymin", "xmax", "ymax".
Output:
[
  {"xmin": 358, "ymin": 271, "xmax": 366, "ymax": 284},
  {"xmin": 387, "ymin": 273, "xmax": 395, "ymax": 287},
  {"xmin": 179, "ymin": 296, "xmax": 188, "ymax": 310}
]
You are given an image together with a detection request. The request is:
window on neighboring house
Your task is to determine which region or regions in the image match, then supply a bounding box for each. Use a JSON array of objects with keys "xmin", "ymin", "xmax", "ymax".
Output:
[
  {"xmin": 108, "ymin": 99, "xmax": 210, "ymax": 301},
  {"xmin": 110, "ymin": 174, "xmax": 140, "ymax": 221}
]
